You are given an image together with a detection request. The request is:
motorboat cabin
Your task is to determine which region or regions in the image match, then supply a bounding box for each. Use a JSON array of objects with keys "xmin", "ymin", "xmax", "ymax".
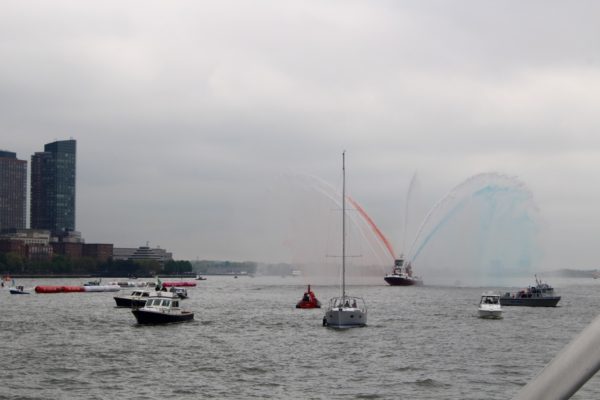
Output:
[
  {"xmin": 114, "ymin": 289, "xmax": 176, "ymax": 308},
  {"xmin": 132, "ymin": 293, "xmax": 194, "ymax": 324}
]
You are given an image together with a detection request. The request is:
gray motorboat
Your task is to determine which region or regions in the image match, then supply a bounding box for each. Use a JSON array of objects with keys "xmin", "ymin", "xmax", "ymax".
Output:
[{"xmin": 500, "ymin": 281, "xmax": 560, "ymax": 307}]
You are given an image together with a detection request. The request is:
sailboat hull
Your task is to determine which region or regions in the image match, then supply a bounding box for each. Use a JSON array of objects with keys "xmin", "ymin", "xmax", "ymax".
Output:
[{"xmin": 324, "ymin": 308, "xmax": 366, "ymax": 329}]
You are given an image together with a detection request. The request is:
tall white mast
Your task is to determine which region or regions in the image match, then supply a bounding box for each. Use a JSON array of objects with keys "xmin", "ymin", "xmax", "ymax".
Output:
[{"xmin": 342, "ymin": 150, "xmax": 346, "ymax": 298}]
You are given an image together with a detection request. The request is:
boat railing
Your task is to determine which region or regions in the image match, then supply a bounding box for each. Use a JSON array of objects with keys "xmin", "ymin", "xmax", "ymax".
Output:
[{"xmin": 327, "ymin": 296, "xmax": 367, "ymax": 312}]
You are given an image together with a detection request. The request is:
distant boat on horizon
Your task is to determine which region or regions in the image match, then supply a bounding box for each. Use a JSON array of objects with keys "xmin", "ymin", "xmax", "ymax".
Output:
[
  {"xmin": 500, "ymin": 276, "xmax": 561, "ymax": 307},
  {"xmin": 384, "ymin": 255, "xmax": 423, "ymax": 286}
]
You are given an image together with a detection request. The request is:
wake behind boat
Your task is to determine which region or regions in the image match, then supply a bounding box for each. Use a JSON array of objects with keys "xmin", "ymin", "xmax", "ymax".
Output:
[
  {"xmin": 384, "ymin": 256, "xmax": 423, "ymax": 286},
  {"xmin": 323, "ymin": 151, "xmax": 367, "ymax": 329}
]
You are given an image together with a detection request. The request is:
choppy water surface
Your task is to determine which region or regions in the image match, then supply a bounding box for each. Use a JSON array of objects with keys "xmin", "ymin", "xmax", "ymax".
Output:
[{"xmin": 2, "ymin": 277, "xmax": 600, "ymax": 399}]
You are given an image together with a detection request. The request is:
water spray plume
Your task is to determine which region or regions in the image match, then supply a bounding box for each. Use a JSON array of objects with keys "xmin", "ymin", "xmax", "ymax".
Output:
[
  {"xmin": 402, "ymin": 171, "xmax": 419, "ymax": 253},
  {"xmin": 303, "ymin": 174, "xmax": 393, "ymax": 267},
  {"xmin": 405, "ymin": 172, "xmax": 540, "ymax": 283},
  {"xmin": 275, "ymin": 172, "xmax": 394, "ymax": 276},
  {"xmin": 347, "ymin": 196, "xmax": 396, "ymax": 261}
]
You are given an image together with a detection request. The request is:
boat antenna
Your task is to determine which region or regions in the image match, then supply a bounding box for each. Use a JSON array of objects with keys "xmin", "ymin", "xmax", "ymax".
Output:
[{"xmin": 342, "ymin": 150, "xmax": 346, "ymax": 299}]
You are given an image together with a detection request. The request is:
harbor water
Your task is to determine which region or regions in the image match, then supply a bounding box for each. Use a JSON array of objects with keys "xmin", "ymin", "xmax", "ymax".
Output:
[{"xmin": 2, "ymin": 276, "xmax": 600, "ymax": 399}]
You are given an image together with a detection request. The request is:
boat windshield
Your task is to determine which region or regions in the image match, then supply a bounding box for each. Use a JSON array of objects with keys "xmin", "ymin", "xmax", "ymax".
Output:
[
  {"xmin": 146, "ymin": 298, "xmax": 172, "ymax": 307},
  {"xmin": 481, "ymin": 296, "xmax": 499, "ymax": 304},
  {"xmin": 160, "ymin": 299, "xmax": 171, "ymax": 307}
]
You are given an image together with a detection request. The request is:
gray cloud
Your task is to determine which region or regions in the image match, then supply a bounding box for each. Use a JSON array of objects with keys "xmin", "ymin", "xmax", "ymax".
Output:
[{"xmin": 2, "ymin": 1, "xmax": 600, "ymax": 273}]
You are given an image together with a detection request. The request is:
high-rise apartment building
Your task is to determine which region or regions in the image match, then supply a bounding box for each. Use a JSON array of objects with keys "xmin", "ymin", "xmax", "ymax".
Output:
[
  {"xmin": 30, "ymin": 139, "xmax": 76, "ymax": 234},
  {"xmin": 0, "ymin": 150, "xmax": 27, "ymax": 231}
]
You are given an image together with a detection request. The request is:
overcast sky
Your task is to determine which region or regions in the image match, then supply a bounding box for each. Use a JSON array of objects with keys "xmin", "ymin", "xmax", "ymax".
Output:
[{"xmin": 2, "ymin": 1, "xmax": 600, "ymax": 274}]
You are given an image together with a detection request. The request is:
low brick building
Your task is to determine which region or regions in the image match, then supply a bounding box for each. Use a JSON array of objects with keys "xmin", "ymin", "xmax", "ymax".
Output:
[{"xmin": 83, "ymin": 243, "xmax": 113, "ymax": 262}]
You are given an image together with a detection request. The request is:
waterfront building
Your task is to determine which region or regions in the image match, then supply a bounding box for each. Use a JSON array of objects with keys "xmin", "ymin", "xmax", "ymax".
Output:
[
  {"xmin": 0, "ymin": 228, "xmax": 112, "ymax": 262},
  {"xmin": 82, "ymin": 243, "xmax": 113, "ymax": 262},
  {"xmin": 49, "ymin": 241, "xmax": 114, "ymax": 262},
  {"xmin": 0, "ymin": 150, "xmax": 27, "ymax": 231},
  {"xmin": 30, "ymin": 139, "xmax": 76, "ymax": 235},
  {"xmin": 0, "ymin": 229, "xmax": 53, "ymax": 260},
  {"xmin": 113, "ymin": 245, "xmax": 173, "ymax": 264}
]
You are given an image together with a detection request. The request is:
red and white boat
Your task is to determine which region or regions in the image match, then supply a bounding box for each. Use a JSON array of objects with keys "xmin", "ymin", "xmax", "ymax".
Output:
[
  {"xmin": 296, "ymin": 285, "xmax": 321, "ymax": 308},
  {"xmin": 384, "ymin": 256, "xmax": 423, "ymax": 286},
  {"xmin": 161, "ymin": 281, "xmax": 196, "ymax": 287}
]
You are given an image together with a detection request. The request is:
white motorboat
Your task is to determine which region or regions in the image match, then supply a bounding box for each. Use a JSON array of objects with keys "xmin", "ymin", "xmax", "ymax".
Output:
[
  {"xmin": 9, "ymin": 285, "xmax": 29, "ymax": 295},
  {"xmin": 169, "ymin": 287, "xmax": 188, "ymax": 299},
  {"xmin": 323, "ymin": 151, "xmax": 367, "ymax": 329},
  {"xmin": 478, "ymin": 293, "xmax": 503, "ymax": 319}
]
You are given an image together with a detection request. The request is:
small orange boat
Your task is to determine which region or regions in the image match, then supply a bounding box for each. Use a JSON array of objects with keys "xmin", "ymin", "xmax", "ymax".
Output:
[{"xmin": 296, "ymin": 285, "xmax": 321, "ymax": 309}]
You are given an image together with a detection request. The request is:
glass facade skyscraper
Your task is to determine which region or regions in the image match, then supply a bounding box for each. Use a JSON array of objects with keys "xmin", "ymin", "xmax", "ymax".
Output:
[
  {"xmin": 30, "ymin": 139, "xmax": 76, "ymax": 234},
  {"xmin": 0, "ymin": 150, "xmax": 27, "ymax": 231}
]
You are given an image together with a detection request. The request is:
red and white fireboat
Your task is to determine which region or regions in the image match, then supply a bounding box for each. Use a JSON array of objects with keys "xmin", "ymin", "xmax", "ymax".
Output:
[
  {"xmin": 384, "ymin": 256, "xmax": 423, "ymax": 286},
  {"xmin": 296, "ymin": 285, "xmax": 322, "ymax": 308}
]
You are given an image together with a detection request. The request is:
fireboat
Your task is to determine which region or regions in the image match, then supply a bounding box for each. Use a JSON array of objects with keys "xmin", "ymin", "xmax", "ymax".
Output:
[{"xmin": 384, "ymin": 256, "xmax": 423, "ymax": 286}]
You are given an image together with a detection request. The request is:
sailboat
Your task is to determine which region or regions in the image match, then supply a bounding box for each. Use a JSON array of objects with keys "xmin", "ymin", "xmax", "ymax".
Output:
[{"xmin": 322, "ymin": 151, "xmax": 367, "ymax": 329}]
